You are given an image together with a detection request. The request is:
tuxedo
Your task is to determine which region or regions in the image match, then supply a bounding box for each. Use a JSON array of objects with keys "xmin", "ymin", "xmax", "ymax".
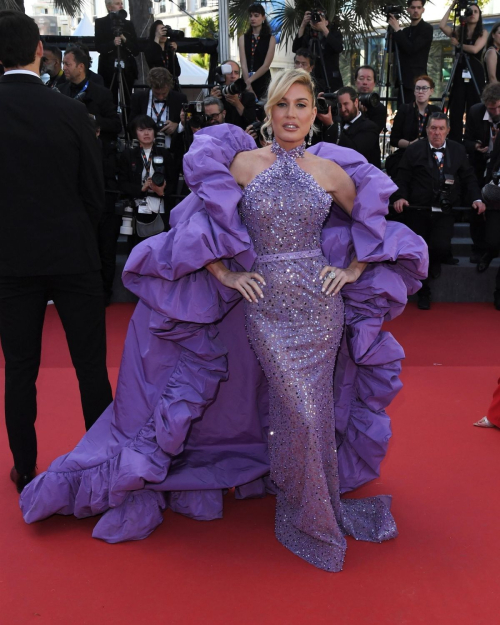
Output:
[
  {"xmin": 338, "ymin": 114, "xmax": 381, "ymax": 168},
  {"xmin": 95, "ymin": 13, "xmax": 139, "ymax": 101},
  {"xmin": 392, "ymin": 139, "xmax": 481, "ymax": 294},
  {"xmin": 0, "ymin": 73, "xmax": 112, "ymax": 473},
  {"xmin": 130, "ymin": 88, "xmax": 187, "ymax": 125}
]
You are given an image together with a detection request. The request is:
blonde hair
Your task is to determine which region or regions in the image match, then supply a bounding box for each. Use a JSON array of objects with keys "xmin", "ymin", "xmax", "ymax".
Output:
[{"xmin": 261, "ymin": 69, "xmax": 318, "ymax": 142}]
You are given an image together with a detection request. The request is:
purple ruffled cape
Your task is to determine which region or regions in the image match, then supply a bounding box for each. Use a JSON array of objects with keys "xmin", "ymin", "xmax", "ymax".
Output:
[{"xmin": 20, "ymin": 125, "xmax": 428, "ymax": 543}]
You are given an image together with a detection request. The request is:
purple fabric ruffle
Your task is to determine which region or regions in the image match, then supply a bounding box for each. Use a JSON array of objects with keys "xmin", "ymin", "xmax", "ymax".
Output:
[{"xmin": 20, "ymin": 125, "xmax": 428, "ymax": 542}]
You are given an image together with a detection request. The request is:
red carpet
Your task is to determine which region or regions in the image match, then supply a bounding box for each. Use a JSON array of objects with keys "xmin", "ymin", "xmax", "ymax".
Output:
[{"xmin": 1, "ymin": 303, "xmax": 499, "ymax": 624}]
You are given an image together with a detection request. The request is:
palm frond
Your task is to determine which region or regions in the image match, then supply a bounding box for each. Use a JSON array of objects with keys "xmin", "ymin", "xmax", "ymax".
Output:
[{"xmin": 52, "ymin": 0, "xmax": 86, "ymax": 17}]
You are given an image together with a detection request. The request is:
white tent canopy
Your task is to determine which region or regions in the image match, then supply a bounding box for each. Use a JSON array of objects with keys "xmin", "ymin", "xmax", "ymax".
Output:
[{"xmin": 177, "ymin": 54, "xmax": 208, "ymax": 86}]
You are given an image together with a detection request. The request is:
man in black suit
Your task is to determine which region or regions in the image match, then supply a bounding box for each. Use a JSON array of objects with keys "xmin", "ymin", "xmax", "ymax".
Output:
[
  {"xmin": 130, "ymin": 67, "xmax": 187, "ymax": 149},
  {"xmin": 60, "ymin": 46, "xmax": 121, "ymax": 144},
  {"xmin": 332, "ymin": 86, "xmax": 381, "ymax": 168},
  {"xmin": 463, "ymin": 83, "xmax": 500, "ymax": 264},
  {"xmin": 95, "ymin": 0, "xmax": 139, "ymax": 104},
  {"xmin": 389, "ymin": 0, "xmax": 433, "ymax": 106},
  {"xmin": 0, "ymin": 11, "xmax": 113, "ymax": 492},
  {"xmin": 393, "ymin": 112, "xmax": 485, "ymax": 309},
  {"xmin": 354, "ymin": 66, "xmax": 387, "ymax": 134}
]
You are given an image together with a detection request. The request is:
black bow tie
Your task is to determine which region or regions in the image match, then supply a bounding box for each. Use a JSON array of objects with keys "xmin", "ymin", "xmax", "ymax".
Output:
[
  {"xmin": 431, "ymin": 147, "xmax": 445, "ymax": 153},
  {"xmin": 154, "ymin": 99, "xmax": 166, "ymax": 104}
]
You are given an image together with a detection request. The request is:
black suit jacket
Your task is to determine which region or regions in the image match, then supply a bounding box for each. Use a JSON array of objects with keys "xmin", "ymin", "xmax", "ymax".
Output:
[
  {"xmin": 392, "ymin": 139, "xmax": 481, "ymax": 207},
  {"xmin": 0, "ymin": 73, "xmax": 103, "ymax": 276},
  {"xmin": 390, "ymin": 103, "xmax": 441, "ymax": 147},
  {"xmin": 95, "ymin": 14, "xmax": 139, "ymax": 84},
  {"xmin": 366, "ymin": 102, "xmax": 387, "ymax": 134},
  {"xmin": 393, "ymin": 20, "xmax": 434, "ymax": 90},
  {"xmin": 117, "ymin": 145, "xmax": 175, "ymax": 200},
  {"xmin": 59, "ymin": 79, "xmax": 121, "ymax": 142},
  {"xmin": 222, "ymin": 91, "xmax": 256, "ymax": 129},
  {"xmin": 463, "ymin": 102, "xmax": 493, "ymax": 183},
  {"xmin": 338, "ymin": 115, "xmax": 381, "ymax": 168},
  {"xmin": 130, "ymin": 88, "xmax": 187, "ymax": 125}
]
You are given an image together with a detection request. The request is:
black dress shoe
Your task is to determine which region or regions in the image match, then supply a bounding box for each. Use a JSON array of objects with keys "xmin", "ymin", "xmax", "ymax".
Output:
[
  {"xmin": 477, "ymin": 254, "xmax": 492, "ymax": 273},
  {"xmin": 417, "ymin": 293, "xmax": 431, "ymax": 310},
  {"xmin": 494, "ymin": 290, "xmax": 500, "ymax": 311},
  {"xmin": 10, "ymin": 467, "xmax": 36, "ymax": 494}
]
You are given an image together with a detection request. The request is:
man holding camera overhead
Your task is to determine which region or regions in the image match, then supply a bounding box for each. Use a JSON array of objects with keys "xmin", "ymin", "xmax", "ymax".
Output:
[
  {"xmin": 95, "ymin": 0, "xmax": 139, "ymax": 104},
  {"xmin": 210, "ymin": 61, "xmax": 257, "ymax": 130},
  {"xmin": 292, "ymin": 8, "xmax": 343, "ymax": 93},
  {"xmin": 388, "ymin": 0, "xmax": 433, "ymax": 106}
]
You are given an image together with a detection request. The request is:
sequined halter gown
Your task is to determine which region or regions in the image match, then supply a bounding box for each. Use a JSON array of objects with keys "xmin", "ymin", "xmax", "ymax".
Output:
[{"xmin": 239, "ymin": 140, "xmax": 397, "ymax": 572}]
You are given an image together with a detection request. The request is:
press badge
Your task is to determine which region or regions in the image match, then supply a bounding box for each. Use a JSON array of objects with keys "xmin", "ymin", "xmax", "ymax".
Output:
[{"xmin": 462, "ymin": 69, "xmax": 471, "ymax": 82}]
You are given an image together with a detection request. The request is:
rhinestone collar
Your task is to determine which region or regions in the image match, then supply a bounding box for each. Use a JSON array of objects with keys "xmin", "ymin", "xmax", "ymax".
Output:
[{"xmin": 271, "ymin": 138, "xmax": 306, "ymax": 159}]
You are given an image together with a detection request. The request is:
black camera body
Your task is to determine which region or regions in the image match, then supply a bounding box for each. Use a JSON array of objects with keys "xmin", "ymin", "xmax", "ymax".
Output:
[
  {"xmin": 317, "ymin": 91, "xmax": 339, "ymax": 115},
  {"xmin": 109, "ymin": 9, "xmax": 127, "ymax": 37},
  {"xmin": 437, "ymin": 175, "xmax": 455, "ymax": 214},
  {"xmin": 214, "ymin": 65, "xmax": 247, "ymax": 97},
  {"xmin": 182, "ymin": 101, "xmax": 207, "ymax": 130},
  {"xmin": 311, "ymin": 7, "xmax": 325, "ymax": 24},
  {"xmin": 163, "ymin": 24, "xmax": 185, "ymax": 42},
  {"xmin": 383, "ymin": 5, "xmax": 404, "ymax": 19}
]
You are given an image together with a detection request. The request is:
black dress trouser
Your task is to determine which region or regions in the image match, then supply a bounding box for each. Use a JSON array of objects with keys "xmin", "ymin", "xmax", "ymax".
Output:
[{"xmin": 0, "ymin": 271, "xmax": 113, "ymax": 473}]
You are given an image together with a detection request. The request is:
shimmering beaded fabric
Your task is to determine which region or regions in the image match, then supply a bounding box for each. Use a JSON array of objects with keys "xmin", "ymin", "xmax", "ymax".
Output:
[{"xmin": 239, "ymin": 139, "xmax": 398, "ymax": 572}]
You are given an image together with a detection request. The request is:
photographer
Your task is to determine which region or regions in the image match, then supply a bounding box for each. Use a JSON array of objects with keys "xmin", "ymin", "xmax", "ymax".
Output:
[
  {"xmin": 439, "ymin": 1, "xmax": 487, "ymax": 141},
  {"xmin": 321, "ymin": 86, "xmax": 380, "ymax": 167},
  {"xmin": 118, "ymin": 114, "xmax": 175, "ymax": 248},
  {"xmin": 60, "ymin": 46, "xmax": 121, "ymax": 144},
  {"xmin": 42, "ymin": 44, "xmax": 66, "ymax": 89},
  {"xmin": 130, "ymin": 67, "xmax": 187, "ymax": 150},
  {"xmin": 484, "ymin": 22, "xmax": 500, "ymax": 84},
  {"xmin": 387, "ymin": 75, "xmax": 440, "ymax": 178},
  {"xmin": 389, "ymin": 0, "xmax": 433, "ymax": 106},
  {"xmin": 210, "ymin": 60, "xmax": 256, "ymax": 129},
  {"xmin": 95, "ymin": 0, "xmax": 139, "ymax": 104},
  {"xmin": 392, "ymin": 112, "xmax": 484, "ymax": 309},
  {"xmin": 354, "ymin": 66, "xmax": 387, "ymax": 133},
  {"xmin": 294, "ymin": 48, "xmax": 316, "ymax": 75},
  {"xmin": 145, "ymin": 20, "xmax": 181, "ymax": 85},
  {"xmin": 292, "ymin": 9, "xmax": 343, "ymax": 93}
]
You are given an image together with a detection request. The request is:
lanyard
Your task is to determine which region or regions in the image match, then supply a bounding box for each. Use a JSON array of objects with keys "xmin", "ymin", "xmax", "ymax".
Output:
[
  {"xmin": 432, "ymin": 151, "xmax": 445, "ymax": 180},
  {"xmin": 141, "ymin": 148, "xmax": 153, "ymax": 179},
  {"xmin": 74, "ymin": 80, "xmax": 89, "ymax": 101},
  {"xmin": 417, "ymin": 106, "xmax": 429, "ymax": 138},
  {"xmin": 152, "ymin": 99, "xmax": 167, "ymax": 125}
]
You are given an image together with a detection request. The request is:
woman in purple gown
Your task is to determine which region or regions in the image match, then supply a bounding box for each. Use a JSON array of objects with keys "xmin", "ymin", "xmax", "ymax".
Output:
[{"xmin": 20, "ymin": 70, "xmax": 428, "ymax": 572}]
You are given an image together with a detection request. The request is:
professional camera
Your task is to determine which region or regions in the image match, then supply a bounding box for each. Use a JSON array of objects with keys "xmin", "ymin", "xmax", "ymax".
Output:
[
  {"xmin": 182, "ymin": 101, "xmax": 207, "ymax": 130},
  {"xmin": 151, "ymin": 154, "xmax": 165, "ymax": 188},
  {"xmin": 437, "ymin": 176, "xmax": 455, "ymax": 214},
  {"xmin": 482, "ymin": 173, "xmax": 500, "ymax": 210},
  {"xmin": 358, "ymin": 92, "xmax": 381, "ymax": 110},
  {"xmin": 310, "ymin": 6, "xmax": 326, "ymax": 24},
  {"xmin": 317, "ymin": 91, "xmax": 339, "ymax": 115},
  {"xmin": 251, "ymin": 120, "xmax": 263, "ymax": 134},
  {"xmin": 109, "ymin": 9, "xmax": 127, "ymax": 37},
  {"xmin": 383, "ymin": 5, "xmax": 404, "ymax": 19},
  {"xmin": 115, "ymin": 199, "xmax": 134, "ymax": 235},
  {"xmin": 214, "ymin": 64, "xmax": 247, "ymax": 96},
  {"xmin": 155, "ymin": 131, "xmax": 166, "ymax": 149},
  {"xmin": 163, "ymin": 24, "xmax": 185, "ymax": 41}
]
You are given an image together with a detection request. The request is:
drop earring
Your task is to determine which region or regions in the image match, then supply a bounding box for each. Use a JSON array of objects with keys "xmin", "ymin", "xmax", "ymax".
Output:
[
  {"xmin": 267, "ymin": 125, "xmax": 273, "ymax": 142},
  {"xmin": 308, "ymin": 126, "xmax": 313, "ymax": 146}
]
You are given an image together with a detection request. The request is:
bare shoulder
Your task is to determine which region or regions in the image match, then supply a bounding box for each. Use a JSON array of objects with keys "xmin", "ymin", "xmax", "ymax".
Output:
[
  {"xmin": 302, "ymin": 153, "xmax": 354, "ymax": 194},
  {"xmin": 230, "ymin": 147, "xmax": 274, "ymax": 188}
]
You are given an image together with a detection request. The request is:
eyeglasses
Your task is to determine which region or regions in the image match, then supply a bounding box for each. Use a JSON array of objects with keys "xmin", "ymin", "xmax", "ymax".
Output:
[{"xmin": 415, "ymin": 86, "xmax": 431, "ymax": 92}]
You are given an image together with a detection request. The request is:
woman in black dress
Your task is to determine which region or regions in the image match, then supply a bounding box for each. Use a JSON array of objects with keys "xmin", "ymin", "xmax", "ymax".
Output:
[
  {"xmin": 145, "ymin": 20, "xmax": 181, "ymax": 87},
  {"xmin": 484, "ymin": 21, "xmax": 500, "ymax": 84},
  {"xmin": 238, "ymin": 3, "xmax": 276, "ymax": 100},
  {"xmin": 387, "ymin": 75, "xmax": 440, "ymax": 179},
  {"xmin": 439, "ymin": 1, "xmax": 487, "ymax": 141}
]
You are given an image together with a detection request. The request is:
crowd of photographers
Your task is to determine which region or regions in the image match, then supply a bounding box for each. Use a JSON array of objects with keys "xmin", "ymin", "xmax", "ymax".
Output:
[{"xmin": 8, "ymin": 0, "xmax": 500, "ymax": 311}]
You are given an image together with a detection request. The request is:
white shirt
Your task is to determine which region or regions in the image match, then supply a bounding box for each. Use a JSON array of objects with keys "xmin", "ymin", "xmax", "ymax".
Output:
[
  {"xmin": 138, "ymin": 147, "xmax": 164, "ymax": 214},
  {"xmin": 148, "ymin": 91, "xmax": 171, "ymax": 149},
  {"xmin": 5, "ymin": 69, "xmax": 40, "ymax": 79},
  {"xmin": 343, "ymin": 111, "xmax": 362, "ymax": 130}
]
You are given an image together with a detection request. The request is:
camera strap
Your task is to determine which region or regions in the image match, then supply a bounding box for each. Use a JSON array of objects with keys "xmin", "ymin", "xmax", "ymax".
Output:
[
  {"xmin": 73, "ymin": 80, "xmax": 89, "ymax": 101},
  {"xmin": 140, "ymin": 148, "xmax": 153, "ymax": 179},
  {"xmin": 152, "ymin": 100, "xmax": 168, "ymax": 125}
]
